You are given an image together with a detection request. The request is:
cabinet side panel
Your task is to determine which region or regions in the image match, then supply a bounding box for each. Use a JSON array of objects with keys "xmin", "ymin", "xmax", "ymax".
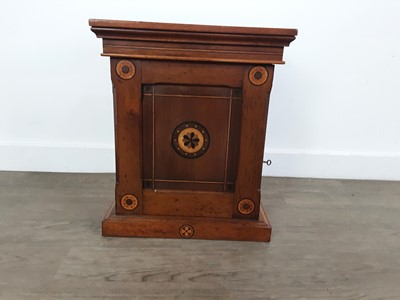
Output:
[
  {"xmin": 233, "ymin": 65, "xmax": 275, "ymax": 219},
  {"xmin": 111, "ymin": 58, "xmax": 143, "ymax": 215}
]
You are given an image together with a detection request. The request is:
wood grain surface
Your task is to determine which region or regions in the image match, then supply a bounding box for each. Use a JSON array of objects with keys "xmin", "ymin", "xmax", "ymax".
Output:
[
  {"xmin": 103, "ymin": 202, "xmax": 271, "ymax": 241},
  {"xmin": 111, "ymin": 58, "xmax": 143, "ymax": 215},
  {"xmin": 1, "ymin": 172, "xmax": 400, "ymax": 299},
  {"xmin": 233, "ymin": 65, "xmax": 275, "ymax": 219},
  {"xmin": 89, "ymin": 19, "xmax": 298, "ymax": 36},
  {"xmin": 90, "ymin": 19, "xmax": 297, "ymax": 64},
  {"xmin": 92, "ymin": 21, "xmax": 297, "ymax": 240},
  {"xmin": 142, "ymin": 189, "xmax": 234, "ymax": 218}
]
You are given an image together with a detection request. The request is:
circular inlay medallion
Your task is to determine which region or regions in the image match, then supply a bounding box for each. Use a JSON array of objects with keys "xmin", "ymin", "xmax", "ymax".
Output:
[
  {"xmin": 120, "ymin": 194, "xmax": 138, "ymax": 211},
  {"xmin": 237, "ymin": 198, "xmax": 255, "ymax": 215},
  {"xmin": 116, "ymin": 60, "xmax": 136, "ymax": 80},
  {"xmin": 249, "ymin": 66, "xmax": 268, "ymax": 86},
  {"xmin": 179, "ymin": 224, "xmax": 194, "ymax": 238},
  {"xmin": 172, "ymin": 122, "xmax": 210, "ymax": 159}
]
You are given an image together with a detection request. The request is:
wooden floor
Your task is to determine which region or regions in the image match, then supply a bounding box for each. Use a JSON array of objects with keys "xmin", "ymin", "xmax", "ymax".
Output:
[{"xmin": 0, "ymin": 171, "xmax": 399, "ymax": 299}]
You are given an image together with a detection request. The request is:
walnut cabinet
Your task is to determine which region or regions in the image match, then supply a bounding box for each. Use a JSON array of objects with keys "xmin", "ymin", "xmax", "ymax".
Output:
[{"xmin": 90, "ymin": 19, "xmax": 297, "ymax": 241}]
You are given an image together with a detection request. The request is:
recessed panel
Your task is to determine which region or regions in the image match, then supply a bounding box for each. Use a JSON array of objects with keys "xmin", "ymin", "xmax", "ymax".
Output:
[{"xmin": 142, "ymin": 84, "xmax": 241, "ymax": 192}]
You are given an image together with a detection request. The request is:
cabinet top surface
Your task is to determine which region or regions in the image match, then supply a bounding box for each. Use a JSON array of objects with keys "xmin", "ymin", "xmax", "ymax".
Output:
[
  {"xmin": 89, "ymin": 19, "xmax": 297, "ymax": 37},
  {"xmin": 89, "ymin": 19, "xmax": 297, "ymax": 64}
]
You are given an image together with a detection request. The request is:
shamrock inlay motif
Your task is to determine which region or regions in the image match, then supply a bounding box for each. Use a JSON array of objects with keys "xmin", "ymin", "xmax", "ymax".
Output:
[
  {"xmin": 182, "ymin": 132, "xmax": 200, "ymax": 149},
  {"xmin": 172, "ymin": 122, "xmax": 210, "ymax": 159}
]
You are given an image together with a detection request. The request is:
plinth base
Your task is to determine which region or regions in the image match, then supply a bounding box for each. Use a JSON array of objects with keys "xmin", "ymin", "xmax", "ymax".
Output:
[{"xmin": 102, "ymin": 203, "xmax": 271, "ymax": 242}]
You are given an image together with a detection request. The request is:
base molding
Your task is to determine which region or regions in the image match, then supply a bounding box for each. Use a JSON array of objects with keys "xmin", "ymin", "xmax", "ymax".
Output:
[{"xmin": 102, "ymin": 203, "xmax": 271, "ymax": 242}]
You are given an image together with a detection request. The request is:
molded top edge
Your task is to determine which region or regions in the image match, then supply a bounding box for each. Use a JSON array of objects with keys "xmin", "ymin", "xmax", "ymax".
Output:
[{"xmin": 89, "ymin": 19, "xmax": 298, "ymax": 37}]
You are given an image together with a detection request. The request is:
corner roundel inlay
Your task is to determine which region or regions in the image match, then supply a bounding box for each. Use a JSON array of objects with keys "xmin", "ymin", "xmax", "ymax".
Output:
[
  {"xmin": 116, "ymin": 60, "xmax": 136, "ymax": 80},
  {"xmin": 120, "ymin": 194, "xmax": 138, "ymax": 211},
  {"xmin": 172, "ymin": 122, "xmax": 210, "ymax": 159},
  {"xmin": 179, "ymin": 224, "xmax": 194, "ymax": 238},
  {"xmin": 249, "ymin": 66, "xmax": 268, "ymax": 86},
  {"xmin": 237, "ymin": 198, "xmax": 255, "ymax": 215}
]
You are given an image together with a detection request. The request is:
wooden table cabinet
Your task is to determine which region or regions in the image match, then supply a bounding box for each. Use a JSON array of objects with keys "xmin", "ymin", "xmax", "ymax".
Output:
[{"xmin": 89, "ymin": 19, "xmax": 297, "ymax": 242}]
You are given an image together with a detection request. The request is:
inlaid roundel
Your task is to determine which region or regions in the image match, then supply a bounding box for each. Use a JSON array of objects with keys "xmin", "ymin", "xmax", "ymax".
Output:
[{"xmin": 171, "ymin": 121, "xmax": 210, "ymax": 159}]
